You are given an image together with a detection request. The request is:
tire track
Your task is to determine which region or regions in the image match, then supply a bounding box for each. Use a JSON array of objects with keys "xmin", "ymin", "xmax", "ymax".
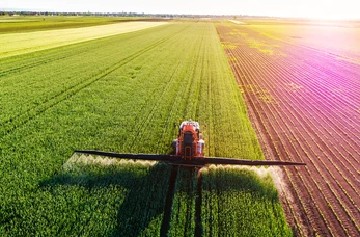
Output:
[
  {"xmin": 160, "ymin": 165, "xmax": 178, "ymax": 237},
  {"xmin": 194, "ymin": 168, "xmax": 203, "ymax": 237}
]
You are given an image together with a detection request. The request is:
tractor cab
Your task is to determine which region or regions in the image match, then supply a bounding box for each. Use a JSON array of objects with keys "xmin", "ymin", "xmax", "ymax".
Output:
[{"xmin": 174, "ymin": 120, "xmax": 205, "ymax": 159}]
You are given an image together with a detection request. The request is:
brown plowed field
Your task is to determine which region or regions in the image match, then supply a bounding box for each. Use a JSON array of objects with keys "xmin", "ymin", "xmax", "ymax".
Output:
[{"xmin": 216, "ymin": 21, "xmax": 360, "ymax": 237}]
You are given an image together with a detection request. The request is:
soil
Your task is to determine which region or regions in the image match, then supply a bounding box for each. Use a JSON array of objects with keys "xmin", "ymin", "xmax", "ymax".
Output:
[{"xmin": 216, "ymin": 23, "xmax": 360, "ymax": 237}]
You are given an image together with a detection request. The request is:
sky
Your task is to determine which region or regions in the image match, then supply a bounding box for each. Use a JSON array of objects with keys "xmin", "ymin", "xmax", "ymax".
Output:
[{"xmin": 1, "ymin": 0, "xmax": 359, "ymax": 20}]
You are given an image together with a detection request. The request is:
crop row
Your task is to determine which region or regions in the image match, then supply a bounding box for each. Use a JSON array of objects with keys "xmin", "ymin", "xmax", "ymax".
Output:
[
  {"xmin": 232, "ymin": 37, "xmax": 358, "ymax": 237},
  {"xmin": 0, "ymin": 24, "xmax": 183, "ymax": 137},
  {"xmin": 166, "ymin": 23, "xmax": 290, "ymax": 236},
  {"xmin": 216, "ymin": 22, "xmax": 360, "ymax": 236},
  {"xmin": 0, "ymin": 22, "xmax": 291, "ymax": 236},
  {"xmin": 0, "ymin": 22, "xmax": 200, "ymax": 236}
]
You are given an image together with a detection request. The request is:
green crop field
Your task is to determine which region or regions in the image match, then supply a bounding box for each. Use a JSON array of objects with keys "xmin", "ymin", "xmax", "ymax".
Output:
[
  {"xmin": 0, "ymin": 21, "xmax": 291, "ymax": 236},
  {"xmin": 0, "ymin": 16, "xmax": 141, "ymax": 33},
  {"xmin": 0, "ymin": 21, "xmax": 167, "ymax": 58}
]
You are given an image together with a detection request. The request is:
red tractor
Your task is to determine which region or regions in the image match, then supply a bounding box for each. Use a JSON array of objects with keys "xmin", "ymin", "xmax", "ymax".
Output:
[{"xmin": 173, "ymin": 121, "xmax": 204, "ymax": 159}]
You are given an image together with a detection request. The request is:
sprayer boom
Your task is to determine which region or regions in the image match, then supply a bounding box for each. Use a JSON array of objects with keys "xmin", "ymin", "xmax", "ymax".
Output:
[
  {"xmin": 75, "ymin": 120, "xmax": 305, "ymax": 167},
  {"xmin": 75, "ymin": 150, "xmax": 305, "ymax": 166}
]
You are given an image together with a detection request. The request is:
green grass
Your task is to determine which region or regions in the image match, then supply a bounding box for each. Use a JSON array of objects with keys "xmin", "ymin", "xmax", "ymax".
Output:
[{"xmin": 0, "ymin": 22, "xmax": 291, "ymax": 236}]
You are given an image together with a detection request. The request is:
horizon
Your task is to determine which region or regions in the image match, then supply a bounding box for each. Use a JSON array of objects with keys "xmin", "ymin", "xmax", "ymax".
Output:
[{"xmin": 1, "ymin": 0, "xmax": 360, "ymax": 20}]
